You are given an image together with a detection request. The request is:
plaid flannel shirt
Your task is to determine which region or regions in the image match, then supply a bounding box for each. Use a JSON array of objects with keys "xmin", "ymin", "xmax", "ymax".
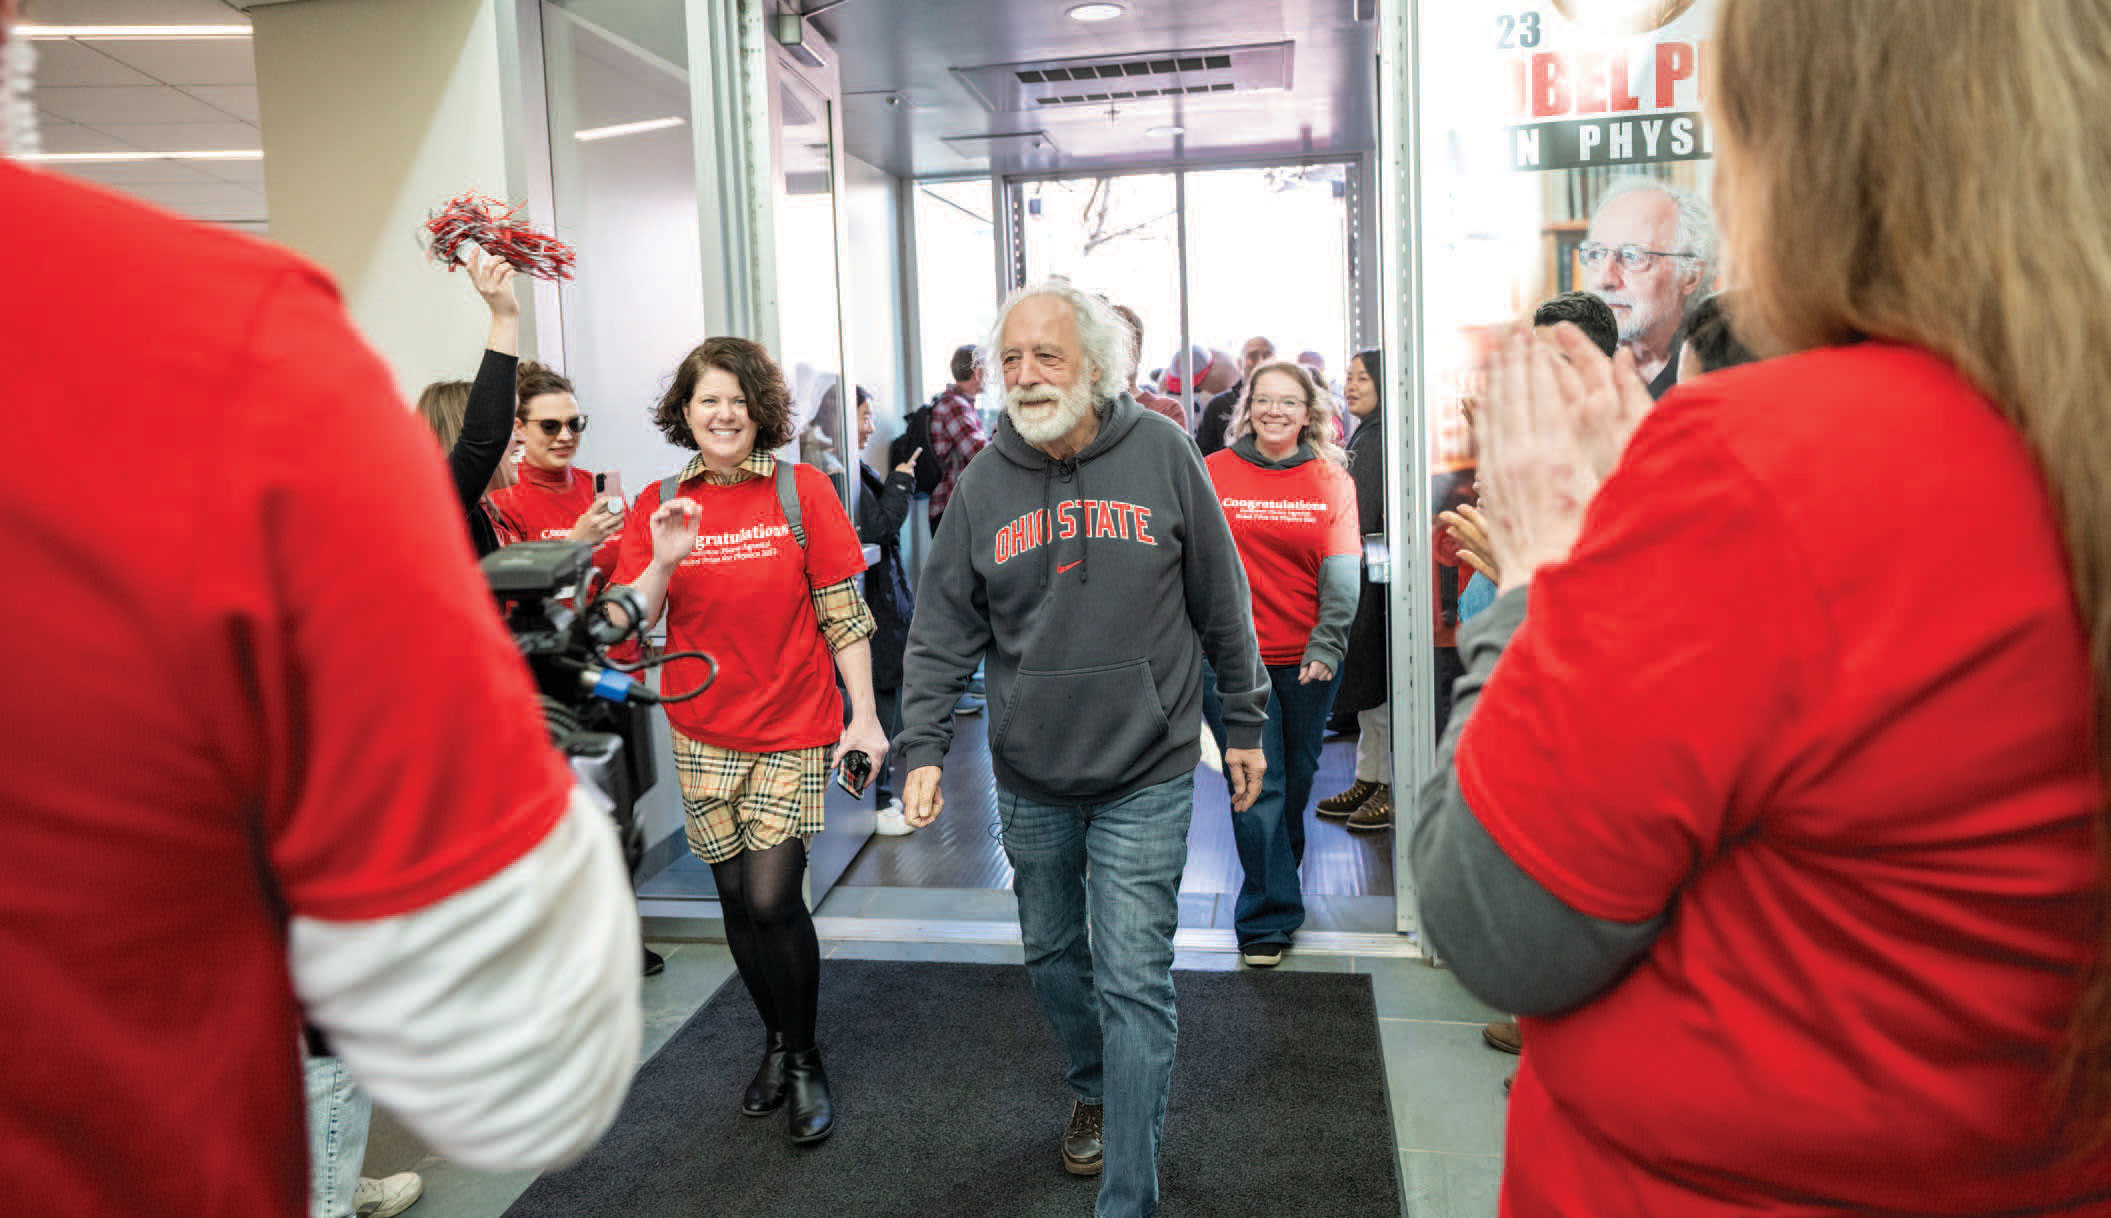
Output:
[
  {"xmin": 677, "ymin": 449, "xmax": 876, "ymax": 650},
  {"xmin": 926, "ymin": 386, "xmax": 989, "ymax": 522}
]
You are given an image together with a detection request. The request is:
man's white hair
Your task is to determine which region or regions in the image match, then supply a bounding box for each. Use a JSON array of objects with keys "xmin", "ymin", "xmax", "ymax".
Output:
[
  {"xmin": 985, "ymin": 279, "xmax": 1135, "ymax": 405},
  {"xmin": 1594, "ymin": 175, "xmax": 1718, "ymax": 288}
]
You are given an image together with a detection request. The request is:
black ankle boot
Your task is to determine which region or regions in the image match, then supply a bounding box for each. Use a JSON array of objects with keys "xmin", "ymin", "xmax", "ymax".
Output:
[
  {"xmin": 740, "ymin": 1031, "xmax": 789, "ymax": 1117},
  {"xmin": 783, "ymin": 1046, "xmax": 834, "ymax": 1145}
]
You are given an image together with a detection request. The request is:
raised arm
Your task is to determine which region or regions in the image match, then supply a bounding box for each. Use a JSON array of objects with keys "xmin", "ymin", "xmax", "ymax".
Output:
[{"xmin": 444, "ymin": 252, "xmax": 521, "ymax": 514}]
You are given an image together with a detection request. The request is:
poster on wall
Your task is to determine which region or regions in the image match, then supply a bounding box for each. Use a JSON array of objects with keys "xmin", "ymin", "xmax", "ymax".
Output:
[{"xmin": 1414, "ymin": 0, "xmax": 1721, "ymax": 511}]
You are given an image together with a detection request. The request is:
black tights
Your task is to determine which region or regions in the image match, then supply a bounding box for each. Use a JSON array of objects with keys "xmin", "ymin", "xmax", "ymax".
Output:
[{"xmin": 712, "ymin": 838, "xmax": 820, "ymax": 1051}]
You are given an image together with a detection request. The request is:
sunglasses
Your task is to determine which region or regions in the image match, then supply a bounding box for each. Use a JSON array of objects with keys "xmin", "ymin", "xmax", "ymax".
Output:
[{"xmin": 529, "ymin": 416, "xmax": 588, "ymax": 437}]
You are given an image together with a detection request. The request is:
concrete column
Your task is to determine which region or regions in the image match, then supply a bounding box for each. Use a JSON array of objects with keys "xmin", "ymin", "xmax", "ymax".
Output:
[{"xmin": 252, "ymin": 0, "xmax": 546, "ymax": 397}]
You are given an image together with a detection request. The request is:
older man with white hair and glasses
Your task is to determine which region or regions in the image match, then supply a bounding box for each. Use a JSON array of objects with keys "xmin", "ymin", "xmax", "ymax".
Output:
[
  {"xmin": 895, "ymin": 281, "xmax": 1269, "ymax": 1218},
  {"xmin": 1579, "ymin": 176, "xmax": 1718, "ymax": 397}
]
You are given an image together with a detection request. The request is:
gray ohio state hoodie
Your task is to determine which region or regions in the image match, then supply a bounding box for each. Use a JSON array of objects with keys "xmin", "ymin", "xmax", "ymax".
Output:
[{"xmin": 897, "ymin": 391, "xmax": 1269, "ymax": 806}]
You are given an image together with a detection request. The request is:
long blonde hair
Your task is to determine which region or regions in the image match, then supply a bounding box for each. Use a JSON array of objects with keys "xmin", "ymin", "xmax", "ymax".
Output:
[
  {"xmin": 414, "ymin": 379, "xmax": 472, "ymax": 452},
  {"xmin": 1714, "ymin": 0, "xmax": 2111, "ymax": 1152},
  {"xmin": 1229, "ymin": 360, "xmax": 1346, "ymax": 467}
]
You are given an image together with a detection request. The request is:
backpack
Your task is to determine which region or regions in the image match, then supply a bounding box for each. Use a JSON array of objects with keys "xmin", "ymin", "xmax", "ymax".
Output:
[
  {"xmin": 660, "ymin": 458, "xmax": 805, "ymax": 548},
  {"xmin": 889, "ymin": 398, "xmax": 945, "ymax": 496}
]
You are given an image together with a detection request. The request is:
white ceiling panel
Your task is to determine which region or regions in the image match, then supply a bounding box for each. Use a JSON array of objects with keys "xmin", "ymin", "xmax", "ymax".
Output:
[
  {"xmin": 44, "ymin": 156, "xmax": 224, "ymax": 185},
  {"xmin": 87, "ymin": 120, "xmax": 259, "ymax": 150},
  {"xmin": 813, "ymin": 0, "xmax": 1377, "ymax": 178},
  {"xmin": 189, "ymin": 156, "xmax": 264, "ymax": 186},
  {"xmin": 35, "ymin": 119, "xmax": 134, "ymax": 152},
  {"xmin": 181, "ymin": 83, "xmax": 259, "ymax": 121},
  {"xmin": 123, "ymin": 179, "xmax": 265, "ymax": 211},
  {"xmin": 36, "ymin": 84, "xmax": 242, "ymax": 124},
  {"xmin": 92, "ymin": 39, "xmax": 257, "ymax": 86},
  {"xmin": 23, "ymin": 39, "xmax": 161, "ymax": 86},
  {"xmin": 28, "ymin": 0, "xmax": 247, "ymax": 20}
]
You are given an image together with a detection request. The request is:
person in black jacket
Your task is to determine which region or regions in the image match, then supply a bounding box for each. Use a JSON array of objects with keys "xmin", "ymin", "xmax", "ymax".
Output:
[
  {"xmin": 412, "ymin": 250, "xmax": 521, "ymax": 558},
  {"xmin": 1316, "ymin": 348, "xmax": 1394, "ymax": 830},
  {"xmin": 854, "ymin": 387, "xmax": 918, "ymax": 825}
]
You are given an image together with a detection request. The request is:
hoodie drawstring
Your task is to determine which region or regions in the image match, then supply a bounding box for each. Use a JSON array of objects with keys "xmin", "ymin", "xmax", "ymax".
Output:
[{"xmin": 1052, "ymin": 456, "xmax": 1087, "ymax": 583}]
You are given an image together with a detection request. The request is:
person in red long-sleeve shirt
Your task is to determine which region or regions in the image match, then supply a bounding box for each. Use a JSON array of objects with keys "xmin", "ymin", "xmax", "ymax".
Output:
[{"xmin": 485, "ymin": 362, "xmax": 625, "ymax": 587}]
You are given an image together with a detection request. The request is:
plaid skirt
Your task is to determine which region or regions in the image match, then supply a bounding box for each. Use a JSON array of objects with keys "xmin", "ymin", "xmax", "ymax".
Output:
[{"xmin": 669, "ymin": 729, "xmax": 831, "ymax": 863}]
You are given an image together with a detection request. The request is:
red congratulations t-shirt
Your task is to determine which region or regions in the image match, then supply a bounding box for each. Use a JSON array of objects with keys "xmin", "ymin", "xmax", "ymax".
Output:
[
  {"xmin": 2, "ymin": 164, "xmax": 572, "ymax": 1218},
  {"xmin": 1206, "ymin": 449, "xmax": 1360, "ymax": 666},
  {"xmin": 487, "ymin": 462, "xmax": 623, "ymax": 588},
  {"xmin": 617, "ymin": 463, "xmax": 866, "ymax": 751},
  {"xmin": 1456, "ymin": 343, "xmax": 2110, "ymax": 1215}
]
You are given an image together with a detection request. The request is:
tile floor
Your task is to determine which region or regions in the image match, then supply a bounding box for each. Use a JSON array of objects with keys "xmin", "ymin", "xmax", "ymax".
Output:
[{"xmin": 363, "ymin": 929, "xmax": 1511, "ymax": 1217}]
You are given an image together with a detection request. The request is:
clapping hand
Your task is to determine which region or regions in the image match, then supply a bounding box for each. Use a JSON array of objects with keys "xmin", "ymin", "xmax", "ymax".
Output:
[
  {"xmin": 1439, "ymin": 502, "xmax": 1499, "ymax": 585},
  {"xmin": 1475, "ymin": 322, "xmax": 1653, "ymax": 592}
]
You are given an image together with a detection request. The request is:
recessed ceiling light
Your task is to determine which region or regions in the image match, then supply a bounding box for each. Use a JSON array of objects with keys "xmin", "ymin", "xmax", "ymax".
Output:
[
  {"xmin": 1146, "ymin": 125, "xmax": 1185, "ymax": 137},
  {"xmin": 575, "ymin": 117, "xmax": 688, "ymax": 142},
  {"xmin": 22, "ymin": 150, "xmax": 263, "ymax": 162},
  {"xmin": 1066, "ymin": 3, "xmax": 1126, "ymax": 22},
  {"xmin": 16, "ymin": 25, "xmax": 252, "ymax": 40}
]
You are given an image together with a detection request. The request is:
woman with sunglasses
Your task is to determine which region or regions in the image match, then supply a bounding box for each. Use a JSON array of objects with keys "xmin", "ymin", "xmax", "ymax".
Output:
[
  {"xmin": 616, "ymin": 336, "xmax": 888, "ymax": 1147},
  {"xmin": 1203, "ymin": 359, "xmax": 1359, "ymax": 968},
  {"xmin": 485, "ymin": 363, "xmax": 625, "ymax": 585}
]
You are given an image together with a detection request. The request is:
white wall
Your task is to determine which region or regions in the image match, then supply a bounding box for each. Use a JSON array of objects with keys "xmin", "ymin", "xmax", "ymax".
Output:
[
  {"xmin": 253, "ymin": 0, "xmax": 514, "ymax": 398},
  {"xmin": 540, "ymin": 8, "xmax": 704, "ymax": 500}
]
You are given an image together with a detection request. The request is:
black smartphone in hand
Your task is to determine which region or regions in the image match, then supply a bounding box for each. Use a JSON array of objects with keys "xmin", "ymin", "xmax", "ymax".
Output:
[{"xmin": 835, "ymin": 750, "xmax": 872, "ymax": 799}]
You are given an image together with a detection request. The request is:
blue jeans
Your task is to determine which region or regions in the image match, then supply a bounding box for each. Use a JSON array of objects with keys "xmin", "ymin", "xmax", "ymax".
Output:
[
  {"xmin": 1205, "ymin": 663, "xmax": 1342, "ymax": 948},
  {"xmin": 303, "ymin": 1052, "xmax": 368, "ymax": 1218},
  {"xmin": 1000, "ymin": 774, "xmax": 1193, "ymax": 1218}
]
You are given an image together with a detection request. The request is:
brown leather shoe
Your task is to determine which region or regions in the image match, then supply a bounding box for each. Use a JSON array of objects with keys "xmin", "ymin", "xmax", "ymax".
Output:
[
  {"xmin": 1345, "ymin": 784, "xmax": 1393, "ymax": 832},
  {"xmin": 1061, "ymin": 1100, "xmax": 1103, "ymax": 1176},
  {"xmin": 1482, "ymin": 1019, "xmax": 1522, "ymax": 1054},
  {"xmin": 1317, "ymin": 779, "xmax": 1380, "ymax": 819}
]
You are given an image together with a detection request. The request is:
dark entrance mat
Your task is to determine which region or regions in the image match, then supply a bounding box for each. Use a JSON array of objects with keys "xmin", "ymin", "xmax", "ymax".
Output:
[{"xmin": 503, "ymin": 958, "xmax": 1403, "ymax": 1217}]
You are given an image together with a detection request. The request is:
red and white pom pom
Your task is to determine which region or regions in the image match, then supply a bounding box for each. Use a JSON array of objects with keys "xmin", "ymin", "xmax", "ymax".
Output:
[{"xmin": 423, "ymin": 192, "xmax": 577, "ymax": 282}]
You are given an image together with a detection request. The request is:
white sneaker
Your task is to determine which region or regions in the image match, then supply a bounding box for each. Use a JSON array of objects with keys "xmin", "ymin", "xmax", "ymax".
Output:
[
  {"xmin": 874, "ymin": 799, "xmax": 914, "ymax": 836},
  {"xmin": 353, "ymin": 1172, "xmax": 423, "ymax": 1218}
]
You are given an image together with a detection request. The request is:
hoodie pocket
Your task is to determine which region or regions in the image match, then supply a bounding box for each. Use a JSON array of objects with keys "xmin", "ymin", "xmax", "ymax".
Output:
[{"xmin": 994, "ymin": 659, "xmax": 1171, "ymax": 796}]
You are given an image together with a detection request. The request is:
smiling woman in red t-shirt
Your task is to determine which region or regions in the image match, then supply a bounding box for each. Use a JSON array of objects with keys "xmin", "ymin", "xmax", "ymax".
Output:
[
  {"xmin": 615, "ymin": 337, "xmax": 885, "ymax": 1150},
  {"xmin": 1203, "ymin": 360, "xmax": 1360, "ymax": 968}
]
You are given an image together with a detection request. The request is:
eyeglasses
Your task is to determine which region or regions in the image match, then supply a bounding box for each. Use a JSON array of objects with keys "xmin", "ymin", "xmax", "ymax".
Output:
[
  {"xmin": 1249, "ymin": 395, "xmax": 1309, "ymax": 412},
  {"xmin": 1577, "ymin": 242, "xmax": 1694, "ymax": 271},
  {"xmin": 530, "ymin": 416, "xmax": 588, "ymax": 437}
]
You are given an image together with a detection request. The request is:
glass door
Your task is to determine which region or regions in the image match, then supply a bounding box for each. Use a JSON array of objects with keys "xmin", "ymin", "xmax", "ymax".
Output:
[
  {"xmin": 770, "ymin": 67, "xmax": 854, "ymax": 507},
  {"xmin": 766, "ymin": 46, "xmax": 869, "ymax": 905}
]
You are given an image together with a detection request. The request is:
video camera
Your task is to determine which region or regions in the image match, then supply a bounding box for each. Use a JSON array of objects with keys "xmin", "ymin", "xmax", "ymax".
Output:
[{"xmin": 480, "ymin": 541, "xmax": 715, "ymax": 871}]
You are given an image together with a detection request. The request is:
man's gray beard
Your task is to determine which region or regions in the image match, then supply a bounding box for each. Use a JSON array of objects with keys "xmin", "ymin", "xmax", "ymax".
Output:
[
  {"xmin": 1, "ymin": 30, "xmax": 40, "ymax": 159},
  {"xmin": 1007, "ymin": 381, "xmax": 1094, "ymax": 445}
]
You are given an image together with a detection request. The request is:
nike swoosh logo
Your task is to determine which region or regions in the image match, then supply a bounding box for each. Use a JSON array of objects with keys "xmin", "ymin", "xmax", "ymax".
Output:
[{"xmin": 1057, "ymin": 559, "xmax": 1083, "ymax": 574}]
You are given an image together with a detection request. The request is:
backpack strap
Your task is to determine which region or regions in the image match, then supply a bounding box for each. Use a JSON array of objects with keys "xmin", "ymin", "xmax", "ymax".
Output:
[
  {"xmin": 775, "ymin": 457, "xmax": 806, "ymax": 548},
  {"xmin": 658, "ymin": 463, "xmax": 805, "ymax": 549}
]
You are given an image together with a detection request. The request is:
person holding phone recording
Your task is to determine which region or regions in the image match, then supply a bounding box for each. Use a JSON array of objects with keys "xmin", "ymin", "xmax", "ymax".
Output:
[
  {"xmin": 615, "ymin": 337, "xmax": 888, "ymax": 1148},
  {"xmin": 484, "ymin": 361, "xmax": 626, "ymax": 586}
]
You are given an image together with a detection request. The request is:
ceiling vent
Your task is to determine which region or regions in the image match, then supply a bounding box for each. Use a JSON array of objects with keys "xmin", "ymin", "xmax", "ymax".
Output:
[{"xmin": 954, "ymin": 42, "xmax": 1293, "ymax": 112}]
